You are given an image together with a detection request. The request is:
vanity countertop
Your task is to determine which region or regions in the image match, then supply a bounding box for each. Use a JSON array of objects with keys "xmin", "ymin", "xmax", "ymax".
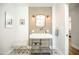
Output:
[{"xmin": 30, "ymin": 33, "xmax": 52, "ymax": 39}]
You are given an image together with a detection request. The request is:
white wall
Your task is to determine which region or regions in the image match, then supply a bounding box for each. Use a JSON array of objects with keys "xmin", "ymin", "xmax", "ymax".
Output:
[
  {"xmin": 52, "ymin": 5, "xmax": 56, "ymax": 49},
  {"xmin": 14, "ymin": 5, "xmax": 29, "ymax": 46},
  {"xmin": 69, "ymin": 4, "xmax": 79, "ymax": 50},
  {"xmin": 0, "ymin": 3, "xmax": 69, "ymax": 55},
  {"xmin": 0, "ymin": 4, "xmax": 29, "ymax": 54},
  {"xmin": 55, "ymin": 4, "xmax": 69, "ymax": 54}
]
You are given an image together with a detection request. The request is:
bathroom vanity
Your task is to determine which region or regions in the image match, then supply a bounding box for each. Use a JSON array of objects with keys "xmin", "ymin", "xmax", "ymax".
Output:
[{"xmin": 29, "ymin": 34, "xmax": 53, "ymax": 55}]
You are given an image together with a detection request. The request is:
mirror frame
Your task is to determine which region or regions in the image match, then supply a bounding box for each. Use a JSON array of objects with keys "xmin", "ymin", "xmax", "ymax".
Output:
[{"xmin": 35, "ymin": 14, "xmax": 46, "ymax": 28}]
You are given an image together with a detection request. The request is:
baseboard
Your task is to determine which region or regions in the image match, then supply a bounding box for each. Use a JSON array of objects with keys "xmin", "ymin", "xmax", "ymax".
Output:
[
  {"xmin": 53, "ymin": 48, "xmax": 65, "ymax": 55},
  {"xmin": 0, "ymin": 48, "xmax": 14, "ymax": 55},
  {"xmin": 0, "ymin": 49, "xmax": 13, "ymax": 55},
  {"xmin": 0, "ymin": 52, "xmax": 5, "ymax": 55},
  {"xmin": 7, "ymin": 48, "xmax": 13, "ymax": 55}
]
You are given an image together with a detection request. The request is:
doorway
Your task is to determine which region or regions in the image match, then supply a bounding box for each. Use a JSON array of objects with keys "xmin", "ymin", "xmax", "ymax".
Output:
[{"xmin": 69, "ymin": 3, "xmax": 79, "ymax": 55}]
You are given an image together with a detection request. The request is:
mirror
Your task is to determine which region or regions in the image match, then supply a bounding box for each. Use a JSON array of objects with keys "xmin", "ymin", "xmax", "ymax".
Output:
[{"xmin": 36, "ymin": 15, "xmax": 45, "ymax": 27}]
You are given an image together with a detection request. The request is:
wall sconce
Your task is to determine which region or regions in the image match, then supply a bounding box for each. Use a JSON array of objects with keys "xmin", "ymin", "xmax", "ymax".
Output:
[
  {"xmin": 32, "ymin": 15, "xmax": 35, "ymax": 20},
  {"xmin": 46, "ymin": 15, "xmax": 50, "ymax": 19},
  {"xmin": 32, "ymin": 15, "xmax": 35, "ymax": 18},
  {"xmin": 47, "ymin": 15, "xmax": 49, "ymax": 18}
]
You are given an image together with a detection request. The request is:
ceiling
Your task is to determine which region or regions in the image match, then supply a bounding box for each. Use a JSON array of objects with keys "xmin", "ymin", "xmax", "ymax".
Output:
[
  {"xmin": 1, "ymin": 3, "xmax": 54, "ymax": 7},
  {"xmin": 69, "ymin": 3, "xmax": 79, "ymax": 11}
]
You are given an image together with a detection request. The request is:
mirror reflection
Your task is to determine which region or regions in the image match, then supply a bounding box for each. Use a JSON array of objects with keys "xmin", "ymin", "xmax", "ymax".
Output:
[{"xmin": 36, "ymin": 15, "xmax": 45, "ymax": 27}]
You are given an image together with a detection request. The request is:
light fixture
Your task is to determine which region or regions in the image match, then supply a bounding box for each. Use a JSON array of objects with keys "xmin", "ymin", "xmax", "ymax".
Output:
[
  {"xmin": 32, "ymin": 15, "xmax": 35, "ymax": 20},
  {"xmin": 47, "ymin": 15, "xmax": 50, "ymax": 18},
  {"xmin": 32, "ymin": 15, "xmax": 35, "ymax": 18}
]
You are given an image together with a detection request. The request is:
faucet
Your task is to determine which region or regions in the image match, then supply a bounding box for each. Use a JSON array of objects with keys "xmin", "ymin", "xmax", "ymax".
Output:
[
  {"xmin": 39, "ymin": 27, "xmax": 48, "ymax": 33},
  {"xmin": 40, "ymin": 27, "xmax": 43, "ymax": 30},
  {"xmin": 44, "ymin": 30, "xmax": 47, "ymax": 33}
]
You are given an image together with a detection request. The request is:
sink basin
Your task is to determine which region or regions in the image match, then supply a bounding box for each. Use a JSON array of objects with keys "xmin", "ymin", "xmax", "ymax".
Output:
[{"xmin": 30, "ymin": 33, "xmax": 52, "ymax": 39}]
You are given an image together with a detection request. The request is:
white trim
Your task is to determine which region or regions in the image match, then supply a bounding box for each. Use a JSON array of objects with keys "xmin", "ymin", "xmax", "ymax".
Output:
[
  {"xmin": 7, "ymin": 49, "xmax": 13, "ymax": 55},
  {"xmin": 52, "ymin": 4, "xmax": 56, "ymax": 49},
  {"xmin": 53, "ymin": 48, "xmax": 65, "ymax": 55},
  {"xmin": 0, "ymin": 48, "xmax": 13, "ymax": 55},
  {"xmin": 26, "ymin": 6, "xmax": 29, "ymax": 46},
  {"xmin": 64, "ymin": 4, "xmax": 69, "ymax": 55}
]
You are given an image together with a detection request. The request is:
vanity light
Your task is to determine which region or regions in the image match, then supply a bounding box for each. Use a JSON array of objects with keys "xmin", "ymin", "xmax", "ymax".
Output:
[
  {"xmin": 47, "ymin": 15, "xmax": 49, "ymax": 18},
  {"xmin": 46, "ymin": 15, "xmax": 50, "ymax": 19},
  {"xmin": 32, "ymin": 30, "xmax": 35, "ymax": 33},
  {"xmin": 32, "ymin": 15, "xmax": 35, "ymax": 20},
  {"xmin": 32, "ymin": 15, "xmax": 35, "ymax": 18}
]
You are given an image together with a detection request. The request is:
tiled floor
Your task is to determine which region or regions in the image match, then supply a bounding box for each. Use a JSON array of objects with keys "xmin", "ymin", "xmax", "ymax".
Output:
[
  {"xmin": 9, "ymin": 46, "xmax": 61, "ymax": 55},
  {"xmin": 9, "ymin": 46, "xmax": 30, "ymax": 55}
]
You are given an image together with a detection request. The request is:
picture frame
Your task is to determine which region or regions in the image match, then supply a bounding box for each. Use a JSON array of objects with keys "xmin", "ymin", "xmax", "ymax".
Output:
[
  {"xmin": 5, "ymin": 12, "xmax": 13, "ymax": 28},
  {"xmin": 19, "ymin": 18, "xmax": 25, "ymax": 25}
]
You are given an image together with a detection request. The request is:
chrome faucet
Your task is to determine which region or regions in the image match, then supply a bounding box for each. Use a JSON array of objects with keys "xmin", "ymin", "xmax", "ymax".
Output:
[
  {"xmin": 39, "ymin": 27, "xmax": 48, "ymax": 33},
  {"xmin": 40, "ymin": 27, "xmax": 44, "ymax": 30}
]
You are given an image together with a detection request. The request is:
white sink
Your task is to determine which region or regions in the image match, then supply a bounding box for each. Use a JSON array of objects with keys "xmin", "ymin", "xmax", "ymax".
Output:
[{"xmin": 30, "ymin": 33, "xmax": 52, "ymax": 39}]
